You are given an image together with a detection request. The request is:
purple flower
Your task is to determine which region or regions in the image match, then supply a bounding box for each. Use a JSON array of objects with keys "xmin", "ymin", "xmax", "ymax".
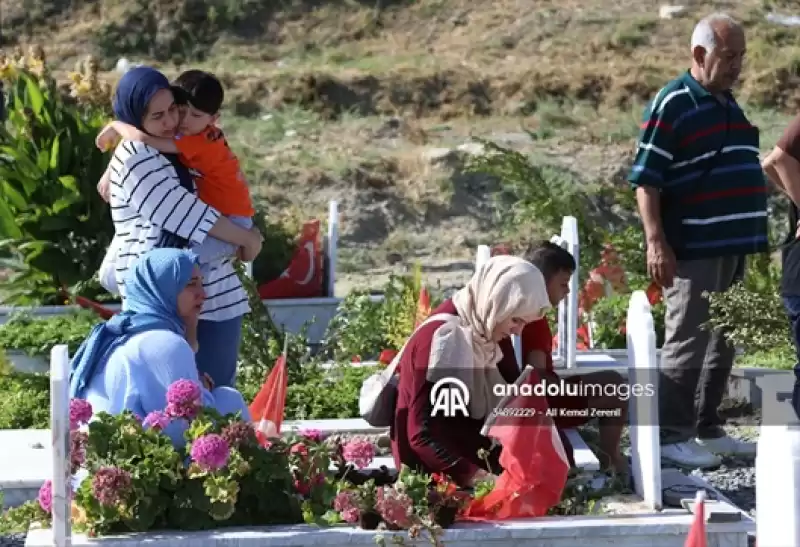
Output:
[
  {"xmin": 190, "ymin": 434, "xmax": 230, "ymax": 471},
  {"xmin": 38, "ymin": 480, "xmax": 52, "ymax": 513},
  {"xmin": 221, "ymin": 421, "xmax": 257, "ymax": 448},
  {"xmin": 91, "ymin": 467, "xmax": 132, "ymax": 507},
  {"xmin": 69, "ymin": 399, "xmax": 93, "ymax": 430},
  {"xmin": 69, "ymin": 430, "xmax": 88, "ymax": 474},
  {"xmin": 165, "ymin": 379, "xmax": 202, "ymax": 420},
  {"xmin": 299, "ymin": 428, "xmax": 323, "ymax": 442},
  {"xmin": 142, "ymin": 410, "xmax": 171, "ymax": 431}
]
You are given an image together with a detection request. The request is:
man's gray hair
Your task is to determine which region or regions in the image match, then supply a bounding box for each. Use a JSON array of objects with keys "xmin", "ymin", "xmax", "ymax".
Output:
[{"xmin": 691, "ymin": 13, "xmax": 739, "ymax": 53}]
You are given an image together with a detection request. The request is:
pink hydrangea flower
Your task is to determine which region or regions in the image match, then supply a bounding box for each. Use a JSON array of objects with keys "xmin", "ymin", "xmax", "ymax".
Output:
[
  {"xmin": 91, "ymin": 467, "xmax": 132, "ymax": 507},
  {"xmin": 165, "ymin": 379, "xmax": 202, "ymax": 420},
  {"xmin": 375, "ymin": 487, "xmax": 413, "ymax": 528},
  {"xmin": 190, "ymin": 434, "xmax": 230, "ymax": 471},
  {"xmin": 142, "ymin": 410, "xmax": 171, "ymax": 431},
  {"xmin": 299, "ymin": 428, "xmax": 323, "ymax": 442},
  {"xmin": 333, "ymin": 491, "xmax": 360, "ymax": 523},
  {"xmin": 290, "ymin": 442, "xmax": 309, "ymax": 458},
  {"xmin": 69, "ymin": 399, "xmax": 93, "ymax": 430},
  {"xmin": 342, "ymin": 439, "xmax": 375, "ymax": 469},
  {"xmin": 38, "ymin": 480, "xmax": 52, "ymax": 513}
]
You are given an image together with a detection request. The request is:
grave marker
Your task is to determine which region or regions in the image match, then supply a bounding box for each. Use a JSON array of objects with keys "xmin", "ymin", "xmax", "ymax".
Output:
[
  {"xmin": 50, "ymin": 344, "xmax": 72, "ymax": 547},
  {"xmin": 625, "ymin": 291, "xmax": 662, "ymax": 511}
]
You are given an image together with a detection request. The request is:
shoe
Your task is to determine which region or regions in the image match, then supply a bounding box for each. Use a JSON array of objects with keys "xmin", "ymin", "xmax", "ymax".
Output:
[
  {"xmin": 660, "ymin": 440, "xmax": 722, "ymax": 469},
  {"xmin": 695, "ymin": 434, "xmax": 756, "ymax": 457}
]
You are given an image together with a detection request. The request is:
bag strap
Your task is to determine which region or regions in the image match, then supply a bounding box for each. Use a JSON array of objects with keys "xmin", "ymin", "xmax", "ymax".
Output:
[{"xmin": 378, "ymin": 313, "xmax": 460, "ymax": 382}]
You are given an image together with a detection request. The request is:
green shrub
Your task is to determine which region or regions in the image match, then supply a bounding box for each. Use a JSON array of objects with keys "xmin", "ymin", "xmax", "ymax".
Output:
[
  {"xmin": 0, "ymin": 370, "xmax": 50, "ymax": 429},
  {"xmin": 0, "ymin": 311, "xmax": 98, "ymax": 357},
  {"xmin": 0, "ymin": 53, "xmax": 114, "ymax": 305},
  {"xmin": 589, "ymin": 293, "xmax": 666, "ymax": 350}
]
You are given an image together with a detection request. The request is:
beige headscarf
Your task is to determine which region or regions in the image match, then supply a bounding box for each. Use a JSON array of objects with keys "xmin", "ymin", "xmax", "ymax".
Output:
[{"xmin": 426, "ymin": 255, "xmax": 552, "ymax": 419}]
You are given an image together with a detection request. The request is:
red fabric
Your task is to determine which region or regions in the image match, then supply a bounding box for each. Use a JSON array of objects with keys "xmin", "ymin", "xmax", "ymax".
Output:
[
  {"xmin": 461, "ymin": 370, "xmax": 570, "ymax": 520},
  {"xmin": 391, "ymin": 299, "xmax": 520, "ymax": 487},
  {"xmin": 521, "ymin": 319, "xmax": 554, "ymax": 373},
  {"xmin": 257, "ymin": 220, "xmax": 323, "ymax": 299},
  {"xmin": 249, "ymin": 354, "xmax": 288, "ymax": 445},
  {"xmin": 685, "ymin": 496, "xmax": 707, "ymax": 547},
  {"xmin": 518, "ymin": 318, "xmax": 590, "ymax": 429},
  {"xmin": 74, "ymin": 296, "xmax": 117, "ymax": 320},
  {"xmin": 415, "ymin": 287, "xmax": 432, "ymax": 327}
]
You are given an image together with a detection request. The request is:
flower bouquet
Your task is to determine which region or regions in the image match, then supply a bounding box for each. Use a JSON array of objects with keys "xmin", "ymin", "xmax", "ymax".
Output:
[
  {"xmin": 329, "ymin": 465, "xmax": 471, "ymax": 537},
  {"xmin": 40, "ymin": 380, "xmax": 303, "ymax": 537}
]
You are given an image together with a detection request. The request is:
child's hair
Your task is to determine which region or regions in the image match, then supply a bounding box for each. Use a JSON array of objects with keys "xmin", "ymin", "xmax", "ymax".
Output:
[
  {"xmin": 173, "ymin": 70, "xmax": 224, "ymax": 115},
  {"xmin": 524, "ymin": 241, "xmax": 576, "ymax": 281}
]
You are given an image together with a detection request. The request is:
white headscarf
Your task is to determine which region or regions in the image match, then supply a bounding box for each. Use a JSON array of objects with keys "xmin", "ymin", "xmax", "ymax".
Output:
[{"xmin": 426, "ymin": 255, "xmax": 551, "ymax": 419}]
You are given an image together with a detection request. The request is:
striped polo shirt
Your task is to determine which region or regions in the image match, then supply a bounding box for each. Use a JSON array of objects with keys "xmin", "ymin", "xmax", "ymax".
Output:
[
  {"xmin": 107, "ymin": 141, "xmax": 250, "ymax": 322},
  {"xmin": 627, "ymin": 70, "xmax": 768, "ymax": 260}
]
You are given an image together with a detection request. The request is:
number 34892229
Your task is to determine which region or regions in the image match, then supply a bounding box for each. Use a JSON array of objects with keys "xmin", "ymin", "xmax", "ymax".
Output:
[{"xmin": 492, "ymin": 407, "xmax": 537, "ymax": 418}]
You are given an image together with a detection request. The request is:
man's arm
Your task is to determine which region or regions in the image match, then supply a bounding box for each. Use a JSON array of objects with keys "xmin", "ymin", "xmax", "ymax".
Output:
[{"xmin": 627, "ymin": 96, "xmax": 678, "ymax": 287}]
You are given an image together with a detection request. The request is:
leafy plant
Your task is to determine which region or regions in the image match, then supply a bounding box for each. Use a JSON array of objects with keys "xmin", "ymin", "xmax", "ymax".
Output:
[
  {"xmin": 0, "ymin": 367, "xmax": 50, "ymax": 429},
  {"xmin": 0, "ymin": 49, "xmax": 114, "ymax": 305},
  {"xmin": 590, "ymin": 294, "xmax": 666, "ymax": 350},
  {"xmin": 0, "ymin": 311, "xmax": 98, "ymax": 357}
]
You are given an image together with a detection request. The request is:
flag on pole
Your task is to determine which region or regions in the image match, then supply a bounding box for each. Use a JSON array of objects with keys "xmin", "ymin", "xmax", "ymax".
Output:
[
  {"xmin": 685, "ymin": 490, "xmax": 708, "ymax": 547},
  {"xmin": 415, "ymin": 286, "xmax": 432, "ymax": 327},
  {"xmin": 249, "ymin": 336, "xmax": 289, "ymax": 445}
]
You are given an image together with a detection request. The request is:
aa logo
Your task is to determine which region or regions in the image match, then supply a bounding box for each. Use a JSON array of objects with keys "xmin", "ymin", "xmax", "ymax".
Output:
[{"xmin": 430, "ymin": 377, "xmax": 470, "ymax": 418}]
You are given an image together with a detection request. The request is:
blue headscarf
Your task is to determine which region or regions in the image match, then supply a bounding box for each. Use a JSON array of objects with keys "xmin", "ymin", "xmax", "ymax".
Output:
[
  {"xmin": 69, "ymin": 248, "xmax": 199, "ymax": 398},
  {"xmin": 112, "ymin": 66, "xmax": 195, "ymax": 249}
]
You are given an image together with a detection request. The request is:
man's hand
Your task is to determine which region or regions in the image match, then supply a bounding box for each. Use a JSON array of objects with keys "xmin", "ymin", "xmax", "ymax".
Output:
[
  {"xmin": 647, "ymin": 238, "xmax": 677, "ymax": 288},
  {"xmin": 238, "ymin": 227, "xmax": 263, "ymax": 262},
  {"xmin": 96, "ymin": 124, "xmax": 121, "ymax": 152}
]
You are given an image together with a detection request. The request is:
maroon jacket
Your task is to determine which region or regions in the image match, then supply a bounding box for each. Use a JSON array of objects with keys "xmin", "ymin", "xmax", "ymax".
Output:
[
  {"xmin": 389, "ymin": 299, "xmax": 521, "ymax": 485},
  {"xmin": 389, "ymin": 299, "xmax": 577, "ymax": 484}
]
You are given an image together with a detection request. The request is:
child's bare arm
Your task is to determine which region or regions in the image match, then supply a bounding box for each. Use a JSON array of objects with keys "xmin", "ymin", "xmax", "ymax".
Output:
[{"xmin": 109, "ymin": 121, "xmax": 180, "ymax": 154}]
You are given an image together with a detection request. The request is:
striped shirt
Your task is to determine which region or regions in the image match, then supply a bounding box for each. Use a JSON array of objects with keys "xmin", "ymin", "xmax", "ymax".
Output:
[
  {"xmin": 627, "ymin": 70, "xmax": 769, "ymax": 260},
  {"xmin": 107, "ymin": 141, "xmax": 250, "ymax": 322}
]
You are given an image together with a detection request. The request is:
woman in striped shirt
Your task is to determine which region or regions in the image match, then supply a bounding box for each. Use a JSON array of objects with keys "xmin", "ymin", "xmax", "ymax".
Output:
[{"xmin": 102, "ymin": 66, "xmax": 263, "ymax": 388}]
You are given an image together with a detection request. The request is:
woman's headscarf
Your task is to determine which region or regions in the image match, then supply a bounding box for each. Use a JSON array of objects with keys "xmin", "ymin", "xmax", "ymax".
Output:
[
  {"xmin": 69, "ymin": 248, "xmax": 199, "ymax": 398},
  {"xmin": 427, "ymin": 255, "xmax": 552, "ymax": 419},
  {"xmin": 112, "ymin": 66, "xmax": 195, "ymax": 248}
]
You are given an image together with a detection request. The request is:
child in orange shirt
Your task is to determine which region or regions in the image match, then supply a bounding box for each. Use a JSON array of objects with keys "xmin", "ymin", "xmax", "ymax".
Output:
[{"xmin": 96, "ymin": 69, "xmax": 254, "ymax": 267}]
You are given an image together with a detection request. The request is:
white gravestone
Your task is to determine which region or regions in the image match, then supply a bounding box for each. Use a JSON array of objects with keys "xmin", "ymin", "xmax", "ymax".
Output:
[
  {"xmin": 50, "ymin": 344, "xmax": 72, "ymax": 547},
  {"xmin": 626, "ymin": 291, "xmax": 662, "ymax": 511},
  {"xmin": 556, "ymin": 216, "xmax": 580, "ymax": 368}
]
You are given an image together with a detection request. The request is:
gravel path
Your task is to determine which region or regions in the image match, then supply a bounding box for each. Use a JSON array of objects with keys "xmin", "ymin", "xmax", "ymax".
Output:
[{"xmin": 692, "ymin": 423, "xmax": 759, "ymax": 517}]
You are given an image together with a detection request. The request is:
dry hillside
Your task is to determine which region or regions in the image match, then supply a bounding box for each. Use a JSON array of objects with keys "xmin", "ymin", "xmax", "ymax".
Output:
[{"xmin": 4, "ymin": 0, "xmax": 800, "ymax": 294}]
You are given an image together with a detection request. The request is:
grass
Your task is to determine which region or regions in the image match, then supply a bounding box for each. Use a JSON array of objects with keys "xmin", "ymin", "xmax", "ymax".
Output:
[{"xmin": 4, "ymin": 0, "xmax": 800, "ymax": 291}]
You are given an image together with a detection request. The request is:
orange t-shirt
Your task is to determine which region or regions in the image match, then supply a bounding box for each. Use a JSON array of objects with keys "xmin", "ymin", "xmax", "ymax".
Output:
[
  {"xmin": 174, "ymin": 126, "xmax": 255, "ymax": 217},
  {"xmin": 520, "ymin": 317, "xmax": 555, "ymax": 374}
]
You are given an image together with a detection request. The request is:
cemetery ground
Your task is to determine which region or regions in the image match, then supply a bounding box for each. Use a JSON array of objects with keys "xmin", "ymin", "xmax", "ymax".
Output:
[
  {"xmin": 0, "ymin": 0, "xmax": 798, "ymax": 543},
  {"xmin": 5, "ymin": 0, "xmax": 800, "ymax": 294}
]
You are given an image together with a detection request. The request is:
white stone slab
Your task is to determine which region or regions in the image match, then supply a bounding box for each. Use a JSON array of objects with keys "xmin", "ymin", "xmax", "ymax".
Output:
[
  {"xmin": 564, "ymin": 429, "xmax": 600, "ymax": 472},
  {"xmin": 24, "ymin": 513, "xmax": 751, "ymax": 547},
  {"xmin": 0, "ymin": 429, "xmax": 52, "ymax": 489},
  {"xmin": 626, "ymin": 291, "xmax": 662, "ymax": 512},
  {"xmin": 282, "ymin": 418, "xmax": 387, "ymax": 436}
]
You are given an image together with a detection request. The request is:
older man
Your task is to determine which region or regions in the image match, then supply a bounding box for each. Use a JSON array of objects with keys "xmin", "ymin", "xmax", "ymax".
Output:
[{"xmin": 627, "ymin": 13, "xmax": 767, "ymax": 469}]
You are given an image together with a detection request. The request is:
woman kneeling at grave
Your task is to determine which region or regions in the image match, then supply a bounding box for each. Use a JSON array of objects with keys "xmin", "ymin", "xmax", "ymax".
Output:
[
  {"xmin": 390, "ymin": 255, "xmax": 552, "ymax": 487},
  {"xmin": 68, "ymin": 248, "xmax": 251, "ymax": 447}
]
